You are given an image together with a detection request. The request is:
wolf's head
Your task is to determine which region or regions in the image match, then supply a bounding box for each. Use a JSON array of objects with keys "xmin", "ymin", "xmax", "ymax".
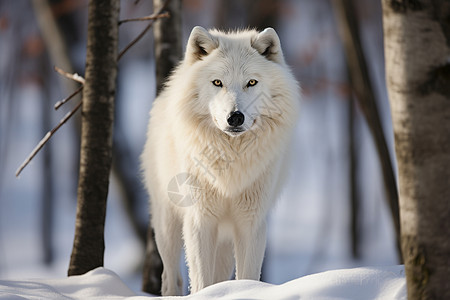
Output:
[{"xmin": 180, "ymin": 26, "xmax": 292, "ymax": 137}]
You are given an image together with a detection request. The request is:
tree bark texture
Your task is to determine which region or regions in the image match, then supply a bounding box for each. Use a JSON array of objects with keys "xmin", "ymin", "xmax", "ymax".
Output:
[
  {"xmin": 333, "ymin": 0, "xmax": 402, "ymax": 261},
  {"xmin": 68, "ymin": 0, "xmax": 119, "ymax": 276},
  {"xmin": 41, "ymin": 55, "xmax": 55, "ymax": 265},
  {"xmin": 153, "ymin": 0, "xmax": 182, "ymax": 95},
  {"xmin": 382, "ymin": 1, "xmax": 450, "ymax": 299},
  {"xmin": 348, "ymin": 92, "xmax": 360, "ymax": 259},
  {"xmin": 142, "ymin": 0, "xmax": 182, "ymax": 294},
  {"xmin": 112, "ymin": 138, "xmax": 147, "ymax": 243},
  {"xmin": 142, "ymin": 226, "xmax": 164, "ymax": 294}
]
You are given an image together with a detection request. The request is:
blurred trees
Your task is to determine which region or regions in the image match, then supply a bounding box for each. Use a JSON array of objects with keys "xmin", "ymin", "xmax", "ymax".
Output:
[
  {"xmin": 215, "ymin": 0, "xmax": 279, "ymax": 30},
  {"xmin": 1, "ymin": 0, "xmax": 408, "ymax": 288},
  {"xmin": 31, "ymin": 0, "xmax": 82, "ymax": 267},
  {"xmin": 332, "ymin": 0, "xmax": 401, "ymax": 261},
  {"xmin": 17, "ymin": 0, "xmax": 171, "ymax": 282},
  {"xmin": 382, "ymin": 1, "xmax": 450, "ymax": 298}
]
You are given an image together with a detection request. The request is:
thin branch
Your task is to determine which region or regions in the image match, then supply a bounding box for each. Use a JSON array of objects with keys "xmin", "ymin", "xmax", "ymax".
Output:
[
  {"xmin": 54, "ymin": 66, "xmax": 85, "ymax": 84},
  {"xmin": 16, "ymin": 101, "xmax": 82, "ymax": 177},
  {"xmin": 54, "ymin": 1, "xmax": 170, "ymax": 109},
  {"xmin": 17, "ymin": 1, "xmax": 171, "ymax": 177},
  {"xmin": 118, "ymin": 0, "xmax": 171, "ymax": 60},
  {"xmin": 118, "ymin": 11, "xmax": 169, "ymax": 25},
  {"xmin": 54, "ymin": 85, "xmax": 83, "ymax": 110}
]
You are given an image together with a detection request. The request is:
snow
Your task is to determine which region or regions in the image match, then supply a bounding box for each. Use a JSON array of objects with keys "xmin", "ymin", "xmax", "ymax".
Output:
[{"xmin": 0, "ymin": 265, "xmax": 405, "ymax": 299}]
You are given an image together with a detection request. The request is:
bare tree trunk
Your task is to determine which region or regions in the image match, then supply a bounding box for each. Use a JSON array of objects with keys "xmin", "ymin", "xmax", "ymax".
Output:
[
  {"xmin": 41, "ymin": 55, "xmax": 55, "ymax": 265},
  {"xmin": 332, "ymin": 0, "xmax": 402, "ymax": 262},
  {"xmin": 112, "ymin": 138, "xmax": 147, "ymax": 243},
  {"xmin": 215, "ymin": 0, "xmax": 279, "ymax": 30},
  {"xmin": 142, "ymin": 226, "xmax": 163, "ymax": 294},
  {"xmin": 382, "ymin": 1, "xmax": 450, "ymax": 298},
  {"xmin": 142, "ymin": 0, "xmax": 182, "ymax": 294},
  {"xmin": 153, "ymin": 0, "xmax": 182, "ymax": 95},
  {"xmin": 68, "ymin": 0, "xmax": 119, "ymax": 276},
  {"xmin": 348, "ymin": 90, "xmax": 359, "ymax": 259},
  {"xmin": 246, "ymin": 0, "xmax": 280, "ymax": 30}
]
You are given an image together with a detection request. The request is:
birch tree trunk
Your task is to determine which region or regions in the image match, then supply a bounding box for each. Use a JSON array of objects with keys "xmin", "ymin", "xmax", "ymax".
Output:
[
  {"xmin": 382, "ymin": 1, "xmax": 450, "ymax": 298},
  {"xmin": 68, "ymin": 0, "xmax": 119, "ymax": 276}
]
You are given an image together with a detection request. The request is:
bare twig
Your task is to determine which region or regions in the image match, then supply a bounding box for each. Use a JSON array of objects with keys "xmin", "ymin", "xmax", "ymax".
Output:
[
  {"xmin": 55, "ymin": 1, "xmax": 171, "ymax": 109},
  {"xmin": 52, "ymin": 66, "xmax": 84, "ymax": 110},
  {"xmin": 54, "ymin": 66, "xmax": 85, "ymax": 84},
  {"xmin": 118, "ymin": 11, "xmax": 169, "ymax": 25},
  {"xmin": 17, "ymin": 0, "xmax": 171, "ymax": 177},
  {"xmin": 16, "ymin": 101, "xmax": 82, "ymax": 177},
  {"xmin": 54, "ymin": 85, "xmax": 83, "ymax": 110},
  {"xmin": 118, "ymin": 0, "xmax": 171, "ymax": 60}
]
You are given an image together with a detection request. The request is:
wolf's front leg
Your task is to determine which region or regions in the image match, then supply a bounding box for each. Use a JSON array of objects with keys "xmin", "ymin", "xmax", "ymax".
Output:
[
  {"xmin": 234, "ymin": 221, "xmax": 266, "ymax": 280},
  {"xmin": 152, "ymin": 206, "xmax": 183, "ymax": 296},
  {"xmin": 183, "ymin": 213, "xmax": 217, "ymax": 294}
]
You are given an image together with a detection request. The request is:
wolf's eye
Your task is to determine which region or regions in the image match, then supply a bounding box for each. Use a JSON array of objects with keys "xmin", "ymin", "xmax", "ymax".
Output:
[
  {"xmin": 247, "ymin": 79, "xmax": 258, "ymax": 87},
  {"xmin": 212, "ymin": 79, "xmax": 223, "ymax": 87}
]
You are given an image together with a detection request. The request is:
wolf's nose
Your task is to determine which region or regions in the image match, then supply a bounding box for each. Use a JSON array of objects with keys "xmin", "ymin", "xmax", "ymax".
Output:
[{"xmin": 227, "ymin": 111, "xmax": 245, "ymax": 127}]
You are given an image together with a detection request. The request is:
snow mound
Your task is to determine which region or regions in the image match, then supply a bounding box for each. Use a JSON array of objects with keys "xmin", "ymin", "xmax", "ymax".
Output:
[{"xmin": 0, "ymin": 265, "xmax": 406, "ymax": 299}]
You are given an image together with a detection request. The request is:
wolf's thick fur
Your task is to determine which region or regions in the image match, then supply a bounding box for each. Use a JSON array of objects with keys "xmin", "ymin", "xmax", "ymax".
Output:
[{"xmin": 141, "ymin": 27, "xmax": 300, "ymax": 295}]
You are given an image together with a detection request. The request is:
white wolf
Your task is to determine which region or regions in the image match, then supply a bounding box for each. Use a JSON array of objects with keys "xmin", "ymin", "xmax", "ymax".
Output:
[{"xmin": 141, "ymin": 26, "xmax": 300, "ymax": 295}]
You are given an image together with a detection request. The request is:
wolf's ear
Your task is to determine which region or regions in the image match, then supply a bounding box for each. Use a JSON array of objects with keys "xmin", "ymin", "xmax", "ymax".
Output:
[
  {"xmin": 251, "ymin": 28, "xmax": 284, "ymax": 64},
  {"xmin": 185, "ymin": 26, "xmax": 218, "ymax": 65}
]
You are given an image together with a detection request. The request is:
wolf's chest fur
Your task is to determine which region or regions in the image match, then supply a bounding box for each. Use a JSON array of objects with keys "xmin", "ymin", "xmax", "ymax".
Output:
[{"xmin": 184, "ymin": 125, "xmax": 276, "ymax": 201}]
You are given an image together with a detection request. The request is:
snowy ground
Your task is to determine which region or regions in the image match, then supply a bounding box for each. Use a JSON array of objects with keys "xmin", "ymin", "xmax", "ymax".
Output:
[{"xmin": 0, "ymin": 265, "xmax": 406, "ymax": 299}]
